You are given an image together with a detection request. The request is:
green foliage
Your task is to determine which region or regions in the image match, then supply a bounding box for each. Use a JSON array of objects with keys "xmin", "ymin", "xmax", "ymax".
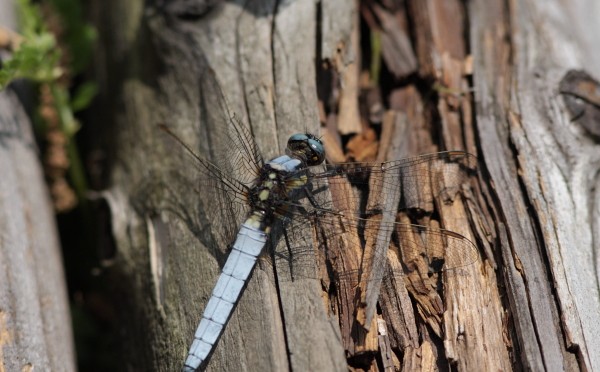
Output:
[
  {"xmin": 0, "ymin": 0, "xmax": 62, "ymax": 87},
  {"xmin": 51, "ymin": 83, "xmax": 80, "ymax": 136},
  {"xmin": 49, "ymin": 0, "xmax": 97, "ymax": 74},
  {"xmin": 71, "ymin": 82, "xmax": 99, "ymax": 113},
  {"xmin": 0, "ymin": 0, "xmax": 97, "ymax": 103},
  {"xmin": 0, "ymin": 0, "xmax": 98, "ymax": 206}
]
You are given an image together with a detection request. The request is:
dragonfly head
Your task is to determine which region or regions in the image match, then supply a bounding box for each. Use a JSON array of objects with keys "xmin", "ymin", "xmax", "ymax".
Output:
[{"xmin": 286, "ymin": 133, "xmax": 325, "ymax": 166}]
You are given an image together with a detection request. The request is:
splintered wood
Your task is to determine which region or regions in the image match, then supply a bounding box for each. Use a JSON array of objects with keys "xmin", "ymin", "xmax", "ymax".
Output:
[{"xmin": 316, "ymin": 0, "xmax": 508, "ymax": 370}]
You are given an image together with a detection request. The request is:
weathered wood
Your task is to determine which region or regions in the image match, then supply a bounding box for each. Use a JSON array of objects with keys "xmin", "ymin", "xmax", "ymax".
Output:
[
  {"xmin": 470, "ymin": 0, "xmax": 600, "ymax": 370},
  {"xmin": 0, "ymin": 2, "xmax": 75, "ymax": 368},
  {"xmin": 89, "ymin": 0, "xmax": 599, "ymax": 370},
  {"xmin": 90, "ymin": 1, "xmax": 347, "ymax": 371}
]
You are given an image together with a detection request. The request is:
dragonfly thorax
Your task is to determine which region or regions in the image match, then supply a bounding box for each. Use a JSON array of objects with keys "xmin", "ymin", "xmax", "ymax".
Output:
[
  {"xmin": 286, "ymin": 133, "xmax": 325, "ymax": 166},
  {"xmin": 246, "ymin": 156, "xmax": 309, "ymax": 230}
]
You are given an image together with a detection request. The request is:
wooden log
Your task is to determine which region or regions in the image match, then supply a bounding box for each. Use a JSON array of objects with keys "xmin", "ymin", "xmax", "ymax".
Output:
[
  {"xmin": 0, "ymin": 2, "xmax": 75, "ymax": 365},
  {"xmin": 88, "ymin": 0, "xmax": 600, "ymax": 370},
  {"xmin": 470, "ymin": 0, "xmax": 600, "ymax": 370}
]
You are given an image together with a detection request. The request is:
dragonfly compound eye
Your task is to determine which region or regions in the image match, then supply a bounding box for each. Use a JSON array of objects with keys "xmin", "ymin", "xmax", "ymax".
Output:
[{"xmin": 287, "ymin": 133, "xmax": 325, "ymax": 166}]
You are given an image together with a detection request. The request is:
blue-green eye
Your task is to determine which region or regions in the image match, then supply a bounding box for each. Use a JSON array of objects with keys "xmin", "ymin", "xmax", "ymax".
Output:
[{"xmin": 287, "ymin": 133, "xmax": 325, "ymax": 166}]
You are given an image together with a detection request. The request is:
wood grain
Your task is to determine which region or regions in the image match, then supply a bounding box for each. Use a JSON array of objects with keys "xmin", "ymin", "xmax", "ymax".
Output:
[
  {"xmin": 88, "ymin": 0, "xmax": 600, "ymax": 370},
  {"xmin": 0, "ymin": 83, "xmax": 75, "ymax": 371}
]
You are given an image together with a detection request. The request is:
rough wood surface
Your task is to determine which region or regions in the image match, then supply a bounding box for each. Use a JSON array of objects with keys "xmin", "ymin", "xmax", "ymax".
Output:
[
  {"xmin": 470, "ymin": 0, "xmax": 600, "ymax": 370},
  {"xmin": 89, "ymin": 0, "xmax": 599, "ymax": 370},
  {"xmin": 0, "ymin": 89, "xmax": 76, "ymax": 372},
  {"xmin": 91, "ymin": 1, "xmax": 347, "ymax": 371},
  {"xmin": 0, "ymin": 2, "xmax": 75, "ymax": 367}
]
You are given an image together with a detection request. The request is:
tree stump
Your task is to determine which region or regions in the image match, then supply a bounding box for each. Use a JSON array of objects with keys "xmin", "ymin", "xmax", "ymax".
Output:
[{"xmin": 88, "ymin": 0, "xmax": 600, "ymax": 370}]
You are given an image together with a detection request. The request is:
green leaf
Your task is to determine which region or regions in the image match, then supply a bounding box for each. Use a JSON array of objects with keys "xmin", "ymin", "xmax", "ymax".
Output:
[
  {"xmin": 70, "ymin": 82, "xmax": 98, "ymax": 112},
  {"xmin": 51, "ymin": 84, "xmax": 80, "ymax": 137},
  {"xmin": 0, "ymin": 0, "xmax": 63, "ymax": 88},
  {"xmin": 48, "ymin": 0, "xmax": 97, "ymax": 73},
  {"xmin": 0, "ymin": 38, "xmax": 62, "ymax": 88}
]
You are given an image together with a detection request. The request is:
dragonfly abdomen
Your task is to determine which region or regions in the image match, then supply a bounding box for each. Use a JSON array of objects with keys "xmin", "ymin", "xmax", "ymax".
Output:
[
  {"xmin": 184, "ymin": 154, "xmax": 311, "ymax": 371},
  {"xmin": 183, "ymin": 223, "xmax": 267, "ymax": 371}
]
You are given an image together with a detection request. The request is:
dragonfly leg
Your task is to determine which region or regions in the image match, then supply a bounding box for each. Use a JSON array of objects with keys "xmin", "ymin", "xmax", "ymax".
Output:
[
  {"xmin": 303, "ymin": 187, "xmax": 337, "ymax": 215},
  {"xmin": 304, "ymin": 187, "xmax": 320, "ymax": 208},
  {"xmin": 281, "ymin": 227, "xmax": 296, "ymax": 281}
]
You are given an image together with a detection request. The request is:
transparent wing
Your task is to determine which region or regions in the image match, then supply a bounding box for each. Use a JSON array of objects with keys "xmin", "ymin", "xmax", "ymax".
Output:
[
  {"xmin": 310, "ymin": 151, "xmax": 477, "ymax": 215},
  {"xmin": 264, "ymin": 150, "xmax": 478, "ymax": 348},
  {"xmin": 267, "ymin": 205, "xmax": 478, "ymax": 356},
  {"xmin": 271, "ymin": 210, "xmax": 478, "ymax": 282},
  {"xmin": 196, "ymin": 67, "xmax": 263, "ymax": 185},
  {"xmin": 153, "ymin": 67, "xmax": 263, "ymax": 259},
  {"xmin": 269, "ymin": 150, "xmax": 478, "ymax": 276},
  {"xmin": 314, "ymin": 151, "xmax": 477, "ymax": 329}
]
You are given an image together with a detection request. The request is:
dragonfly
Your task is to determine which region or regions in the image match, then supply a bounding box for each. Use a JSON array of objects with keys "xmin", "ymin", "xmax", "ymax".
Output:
[{"xmin": 157, "ymin": 73, "xmax": 479, "ymax": 372}]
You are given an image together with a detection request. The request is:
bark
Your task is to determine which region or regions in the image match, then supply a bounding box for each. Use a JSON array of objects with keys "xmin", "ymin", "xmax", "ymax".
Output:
[
  {"xmin": 89, "ymin": 0, "xmax": 599, "ymax": 371},
  {"xmin": 470, "ymin": 1, "xmax": 600, "ymax": 370},
  {"xmin": 0, "ymin": 2, "xmax": 75, "ymax": 371}
]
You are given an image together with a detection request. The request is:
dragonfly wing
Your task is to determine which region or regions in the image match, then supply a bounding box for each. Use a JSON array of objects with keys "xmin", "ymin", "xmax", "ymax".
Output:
[
  {"xmin": 197, "ymin": 67, "xmax": 264, "ymax": 186},
  {"xmin": 310, "ymin": 213, "xmax": 478, "ymax": 355},
  {"xmin": 247, "ymin": 166, "xmax": 478, "ymax": 357},
  {"xmin": 153, "ymin": 68, "xmax": 264, "ymax": 259},
  {"xmin": 286, "ymin": 151, "xmax": 478, "ymax": 355},
  {"xmin": 305, "ymin": 150, "xmax": 477, "ymax": 325},
  {"xmin": 357, "ymin": 155, "xmax": 404, "ymax": 331},
  {"xmin": 381, "ymin": 150, "xmax": 477, "ymax": 211},
  {"xmin": 311, "ymin": 150, "xmax": 477, "ymax": 214},
  {"xmin": 155, "ymin": 128, "xmax": 249, "ymax": 259}
]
